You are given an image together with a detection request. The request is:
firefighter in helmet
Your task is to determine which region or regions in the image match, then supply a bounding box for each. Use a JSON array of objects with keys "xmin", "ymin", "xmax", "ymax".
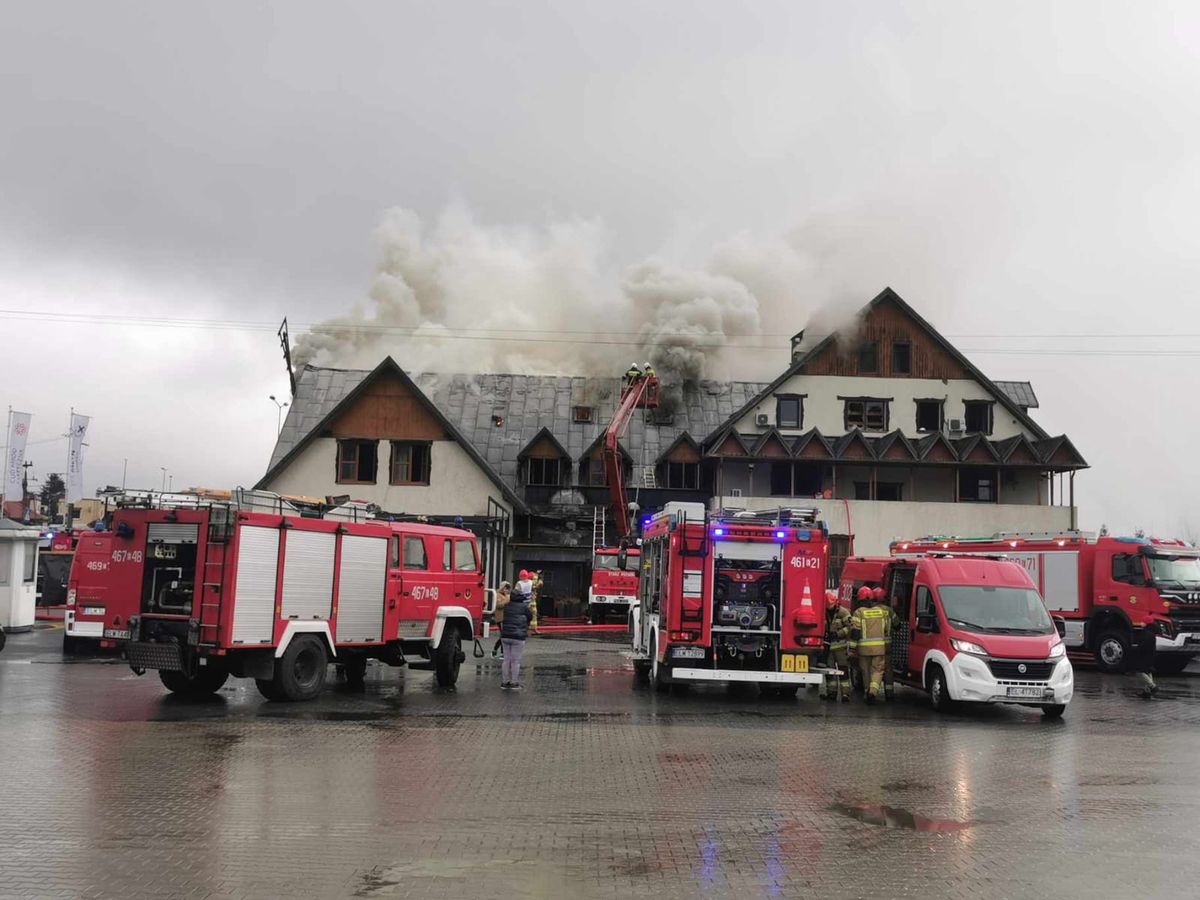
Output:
[
  {"xmin": 851, "ymin": 586, "xmax": 891, "ymax": 702},
  {"xmin": 625, "ymin": 363, "xmax": 643, "ymax": 384},
  {"xmin": 822, "ymin": 589, "xmax": 853, "ymax": 701},
  {"xmin": 873, "ymin": 586, "xmax": 900, "ymax": 700},
  {"xmin": 642, "ymin": 362, "xmax": 656, "ymax": 379}
]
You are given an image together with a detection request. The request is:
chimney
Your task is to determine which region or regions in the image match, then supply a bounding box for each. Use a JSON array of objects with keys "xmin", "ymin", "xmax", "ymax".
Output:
[{"xmin": 790, "ymin": 330, "xmax": 805, "ymax": 362}]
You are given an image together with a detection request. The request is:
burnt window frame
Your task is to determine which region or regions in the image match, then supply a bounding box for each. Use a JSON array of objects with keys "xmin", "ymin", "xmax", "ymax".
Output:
[
  {"xmin": 336, "ymin": 439, "xmax": 378, "ymax": 484},
  {"xmin": 857, "ymin": 342, "xmax": 879, "ymax": 374},
  {"xmin": 958, "ymin": 467, "xmax": 998, "ymax": 503},
  {"xmin": 389, "ymin": 441, "xmax": 432, "ymax": 486},
  {"xmin": 525, "ymin": 456, "xmax": 565, "ymax": 487},
  {"xmin": 572, "ymin": 406, "xmax": 593, "ymax": 424},
  {"xmin": 842, "ymin": 397, "xmax": 891, "ymax": 433},
  {"xmin": 876, "ymin": 482, "xmax": 903, "ymax": 502},
  {"xmin": 963, "ymin": 400, "xmax": 995, "ymax": 435},
  {"xmin": 663, "ymin": 460, "xmax": 699, "ymax": 490},
  {"xmin": 891, "ymin": 341, "xmax": 912, "ymax": 375},
  {"xmin": 915, "ymin": 398, "xmax": 944, "ymax": 433},
  {"xmin": 775, "ymin": 394, "xmax": 804, "ymax": 429}
]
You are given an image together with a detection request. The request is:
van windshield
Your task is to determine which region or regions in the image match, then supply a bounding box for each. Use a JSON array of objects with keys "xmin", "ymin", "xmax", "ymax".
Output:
[
  {"xmin": 937, "ymin": 586, "xmax": 1055, "ymax": 635},
  {"xmin": 1147, "ymin": 555, "xmax": 1200, "ymax": 590}
]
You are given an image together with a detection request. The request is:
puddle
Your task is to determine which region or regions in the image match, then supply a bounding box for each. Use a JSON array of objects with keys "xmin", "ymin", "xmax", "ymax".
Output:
[
  {"xmin": 881, "ymin": 780, "xmax": 935, "ymax": 792},
  {"xmin": 830, "ymin": 802, "xmax": 973, "ymax": 832}
]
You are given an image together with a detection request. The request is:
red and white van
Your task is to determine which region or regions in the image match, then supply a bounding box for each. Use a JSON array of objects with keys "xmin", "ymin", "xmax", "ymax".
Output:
[{"xmin": 839, "ymin": 555, "xmax": 1073, "ymax": 717}]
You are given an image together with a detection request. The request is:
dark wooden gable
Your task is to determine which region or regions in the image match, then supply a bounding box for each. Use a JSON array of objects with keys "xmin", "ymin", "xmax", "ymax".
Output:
[
  {"xmin": 793, "ymin": 429, "xmax": 834, "ymax": 460},
  {"xmin": 800, "ymin": 293, "xmax": 971, "ymax": 380},
  {"xmin": 753, "ymin": 429, "xmax": 791, "ymax": 459},
  {"xmin": 1004, "ymin": 435, "xmax": 1042, "ymax": 466},
  {"xmin": 330, "ymin": 369, "xmax": 447, "ymax": 441},
  {"xmin": 837, "ymin": 429, "xmax": 874, "ymax": 461},
  {"xmin": 919, "ymin": 433, "xmax": 957, "ymax": 463}
]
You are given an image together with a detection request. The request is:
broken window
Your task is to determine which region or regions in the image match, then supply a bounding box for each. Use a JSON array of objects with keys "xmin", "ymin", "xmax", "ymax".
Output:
[
  {"xmin": 525, "ymin": 457, "xmax": 564, "ymax": 486},
  {"xmin": 915, "ymin": 399, "xmax": 943, "ymax": 433},
  {"xmin": 891, "ymin": 342, "xmax": 912, "ymax": 375},
  {"xmin": 337, "ymin": 439, "xmax": 378, "ymax": 484},
  {"xmin": 389, "ymin": 441, "xmax": 431, "ymax": 485},
  {"xmin": 964, "ymin": 401, "xmax": 994, "ymax": 435},
  {"xmin": 857, "ymin": 342, "xmax": 878, "ymax": 374},
  {"xmin": 583, "ymin": 455, "xmax": 608, "ymax": 487},
  {"xmin": 876, "ymin": 482, "xmax": 903, "ymax": 502},
  {"xmin": 844, "ymin": 399, "xmax": 889, "ymax": 432},
  {"xmin": 663, "ymin": 461, "xmax": 699, "ymax": 490},
  {"xmin": 959, "ymin": 468, "xmax": 997, "ymax": 502},
  {"xmin": 776, "ymin": 396, "xmax": 803, "ymax": 429},
  {"xmin": 572, "ymin": 406, "xmax": 593, "ymax": 423}
]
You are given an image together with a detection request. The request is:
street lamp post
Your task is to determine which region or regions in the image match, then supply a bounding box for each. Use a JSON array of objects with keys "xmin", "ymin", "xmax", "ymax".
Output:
[
  {"xmin": 269, "ymin": 395, "xmax": 289, "ymax": 435},
  {"xmin": 160, "ymin": 467, "xmax": 167, "ymax": 493}
]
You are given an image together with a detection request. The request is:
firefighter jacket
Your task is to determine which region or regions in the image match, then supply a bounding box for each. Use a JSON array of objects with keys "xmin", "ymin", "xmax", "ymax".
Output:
[
  {"xmin": 851, "ymin": 603, "xmax": 891, "ymax": 657},
  {"xmin": 825, "ymin": 605, "xmax": 853, "ymax": 652}
]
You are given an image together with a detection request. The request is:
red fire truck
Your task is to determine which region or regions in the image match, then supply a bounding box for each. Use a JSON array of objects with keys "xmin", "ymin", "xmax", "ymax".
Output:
[
  {"xmin": 70, "ymin": 493, "xmax": 486, "ymax": 700},
  {"xmin": 630, "ymin": 503, "xmax": 832, "ymax": 696},
  {"xmin": 64, "ymin": 530, "xmax": 116, "ymax": 653},
  {"xmin": 893, "ymin": 532, "xmax": 1200, "ymax": 674},
  {"xmin": 588, "ymin": 546, "xmax": 640, "ymax": 623}
]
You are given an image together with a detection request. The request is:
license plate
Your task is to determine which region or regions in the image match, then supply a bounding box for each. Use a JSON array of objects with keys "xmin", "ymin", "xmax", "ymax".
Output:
[
  {"xmin": 1006, "ymin": 686, "xmax": 1045, "ymax": 699},
  {"xmin": 103, "ymin": 629, "xmax": 131, "ymax": 640},
  {"xmin": 781, "ymin": 654, "xmax": 809, "ymax": 673},
  {"xmin": 672, "ymin": 646, "xmax": 705, "ymax": 660},
  {"xmin": 82, "ymin": 606, "xmax": 105, "ymax": 616}
]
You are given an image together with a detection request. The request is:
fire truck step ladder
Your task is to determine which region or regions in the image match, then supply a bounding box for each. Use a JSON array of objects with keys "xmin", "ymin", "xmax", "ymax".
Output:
[
  {"xmin": 198, "ymin": 531, "xmax": 231, "ymax": 647},
  {"xmin": 592, "ymin": 506, "xmax": 606, "ymax": 553}
]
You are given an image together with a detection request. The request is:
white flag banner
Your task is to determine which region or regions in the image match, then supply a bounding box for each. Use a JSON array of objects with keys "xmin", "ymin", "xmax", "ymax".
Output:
[
  {"xmin": 66, "ymin": 413, "xmax": 91, "ymax": 503},
  {"xmin": 4, "ymin": 411, "xmax": 32, "ymax": 504}
]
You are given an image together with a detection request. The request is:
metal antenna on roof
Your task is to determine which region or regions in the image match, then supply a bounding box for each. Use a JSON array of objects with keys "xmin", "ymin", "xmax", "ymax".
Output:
[{"xmin": 278, "ymin": 318, "xmax": 296, "ymax": 397}]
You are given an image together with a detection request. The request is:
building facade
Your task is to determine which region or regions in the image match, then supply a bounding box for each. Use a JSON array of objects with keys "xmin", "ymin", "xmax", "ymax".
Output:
[{"xmin": 259, "ymin": 288, "xmax": 1087, "ymax": 608}]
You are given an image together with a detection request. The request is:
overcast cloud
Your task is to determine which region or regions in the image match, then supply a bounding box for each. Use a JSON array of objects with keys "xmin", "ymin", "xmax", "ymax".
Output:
[{"xmin": 2, "ymin": 1, "xmax": 1198, "ymax": 536}]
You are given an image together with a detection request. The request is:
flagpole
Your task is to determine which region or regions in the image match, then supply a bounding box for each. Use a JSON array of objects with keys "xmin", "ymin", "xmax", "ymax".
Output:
[{"xmin": 2, "ymin": 406, "xmax": 10, "ymax": 505}]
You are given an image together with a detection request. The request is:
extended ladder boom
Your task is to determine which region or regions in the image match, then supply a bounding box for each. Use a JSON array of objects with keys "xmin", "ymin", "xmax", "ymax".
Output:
[{"xmin": 603, "ymin": 372, "xmax": 660, "ymax": 541}]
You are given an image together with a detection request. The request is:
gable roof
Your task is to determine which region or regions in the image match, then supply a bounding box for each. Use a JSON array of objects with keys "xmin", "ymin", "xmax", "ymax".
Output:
[
  {"xmin": 792, "ymin": 428, "xmax": 836, "ymax": 460},
  {"xmin": 517, "ymin": 426, "xmax": 571, "ymax": 461},
  {"xmin": 256, "ymin": 357, "xmax": 527, "ymax": 512},
  {"xmin": 264, "ymin": 364, "xmax": 769, "ymax": 499},
  {"xmin": 704, "ymin": 287, "xmax": 1052, "ymax": 444},
  {"xmin": 655, "ymin": 431, "xmax": 701, "ymax": 465}
]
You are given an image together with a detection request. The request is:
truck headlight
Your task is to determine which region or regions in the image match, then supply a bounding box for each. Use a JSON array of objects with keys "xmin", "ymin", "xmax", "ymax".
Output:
[
  {"xmin": 950, "ymin": 638, "xmax": 987, "ymax": 657},
  {"xmin": 1047, "ymin": 642, "xmax": 1066, "ymax": 660}
]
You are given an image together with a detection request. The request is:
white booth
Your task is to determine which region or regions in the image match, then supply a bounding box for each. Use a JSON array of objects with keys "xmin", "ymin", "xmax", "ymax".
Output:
[{"xmin": 0, "ymin": 518, "xmax": 41, "ymax": 632}]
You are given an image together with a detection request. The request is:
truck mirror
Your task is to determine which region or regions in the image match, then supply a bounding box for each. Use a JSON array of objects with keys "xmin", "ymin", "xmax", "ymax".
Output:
[
  {"xmin": 1053, "ymin": 615, "xmax": 1066, "ymax": 638},
  {"xmin": 916, "ymin": 614, "xmax": 938, "ymax": 634},
  {"xmin": 617, "ymin": 548, "xmax": 628, "ymax": 570}
]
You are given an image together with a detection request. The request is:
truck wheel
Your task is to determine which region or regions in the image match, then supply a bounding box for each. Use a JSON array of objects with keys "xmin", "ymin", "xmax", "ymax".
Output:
[
  {"xmin": 339, "ymin": 656, "xmax": 368, "ymax": 688},
  {"xmin": 273, "ymin": 635, "xmax": 329, "ymax": 701},
  {"xmin": 928, "ymin": 665, "xmax": 955, "ymax": 713},
  {"xmin": 255, "ymin": 677, "xmax": 286, "ymax": 701},
  {"xmin": 1042, "ymin": 704, "xmax": 1066, "ymax": 719},
  {"xmin": 1095, "ymin": 629, "xmax": 1129, "ymax": 673},
  {"xmin": 434, "ymin": 629, "xmax": 464, "ymax": 687},
  {"xmin": 650, "ymin": 636, "xmax": 671, "ymax": 694},
  {"xmin": 159, "ymin": 666, "xmax": 228, "ymax": 696},
  {"xmin": 1155, "ymin": 656, "xmax": 1192, "ymax": 676},
  {"xmin": 633, "ymin": 660, "xmax": 651, "ymax": 684}
]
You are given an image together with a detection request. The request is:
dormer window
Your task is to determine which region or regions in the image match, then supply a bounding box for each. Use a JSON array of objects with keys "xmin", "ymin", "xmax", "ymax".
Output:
[
  {"xmin": 776, "ymin": 396, "xmax": 803, "ymax": 429},
  {"xmin": 572, "ymin": 406, "xmax": 593, "ymax": 423}
]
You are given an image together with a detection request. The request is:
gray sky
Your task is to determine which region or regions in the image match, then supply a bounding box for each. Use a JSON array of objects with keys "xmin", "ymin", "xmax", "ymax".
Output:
[{"xmin": 2, "ymin": 1, "xmax": 1198, "ymax": 537}]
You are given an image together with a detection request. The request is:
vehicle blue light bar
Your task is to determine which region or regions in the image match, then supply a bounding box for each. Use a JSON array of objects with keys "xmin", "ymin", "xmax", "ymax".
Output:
[
  {"xmin": 795, "ymin": 529, "xmax": 811, "ymax": 542},
  {"xmin": 713, "ymin": 527, "xmax": 725, "ymax": 536}
]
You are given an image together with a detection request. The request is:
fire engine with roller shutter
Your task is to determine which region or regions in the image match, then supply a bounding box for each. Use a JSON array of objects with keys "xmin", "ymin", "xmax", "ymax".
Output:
[
  {"xmin": 69, "ymin": 491, "xmax": 486, "ymax": 700},
  {"xmin": 630, "ymin": 502, "xmax": 835, "ymax": 696}
]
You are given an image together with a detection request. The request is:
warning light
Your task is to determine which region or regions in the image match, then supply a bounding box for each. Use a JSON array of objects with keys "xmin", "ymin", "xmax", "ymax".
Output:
[
  {"xmin": 713, "ymin": 528, "xmax": 725, "ymax": 536},
  {"xmin": 775, "ymin": 530, "xmax": 786, "ymax": 539}
]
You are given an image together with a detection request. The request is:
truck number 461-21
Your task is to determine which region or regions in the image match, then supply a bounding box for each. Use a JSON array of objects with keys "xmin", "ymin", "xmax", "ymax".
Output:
[{"xmin": 790, "ymin": 556, "xmax": 821, "ymax": 569}]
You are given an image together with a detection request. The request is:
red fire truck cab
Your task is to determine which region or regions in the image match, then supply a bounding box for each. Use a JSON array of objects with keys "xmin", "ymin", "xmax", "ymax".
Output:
[
  {"xmin": 893, "ymin": 532, "xmax": 1200, "ymax": 675},
  {"xmin": 630, "ymin": 503, "xmax": 832, "ymax": 696},
  {"xmin": 839, "ymin": 554, "xmax": 1072, "ymax": 716},
  {"xmin": 71, "ymin": 494, "xmax": 486, "ymax": 700},
  {"xmin": 588, "ymin": 547, "xmax": 640, "ymax": 623}
]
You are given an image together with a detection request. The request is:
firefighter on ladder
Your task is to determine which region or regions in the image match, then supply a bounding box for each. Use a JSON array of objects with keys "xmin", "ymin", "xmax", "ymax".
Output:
[
  {"xmin": 851, "ymin": 587, "xmax": 891, "ymax": 703},
  {"xmin": 624, "ymin": 362, "xmax": 643, "ymax": 385},
  {"xmin": 822, "ymin": 589, "xmax": 852, "ymax": 701},
  {"xmin": 874, "ymin": 586, "xmax": 900, "ymax": 701}
]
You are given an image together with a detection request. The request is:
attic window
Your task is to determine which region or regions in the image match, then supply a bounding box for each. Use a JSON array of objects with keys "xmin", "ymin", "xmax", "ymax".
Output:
[
  {"xmin": 572, "ymin": 406, "xmax": 593, "ymax": 424},
  {"xmin": 857, "ymin": 342, "xmax": 878, "ymax": 374},
  {"xmin": 964, "ymin": 401, "xmax": 994, "ymax": 435},
  {"xmin": 892, "ymin": 342, "xmax": 912, "ymax": 375},
  {"xmin": 337, "ymin": 439, "xmax": 378, "ymax": 484},
  {"xmin": 652, "ymin": 409, "xmax": 675, "ymax": 426}
]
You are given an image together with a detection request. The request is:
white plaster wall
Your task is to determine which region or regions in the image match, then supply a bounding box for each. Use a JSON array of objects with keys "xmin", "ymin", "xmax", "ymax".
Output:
[
  {"xmin": 737, "ymin": 375, "xmax": 1036, "ymax": 440},
  {"xmin": 264, "ymin": 439, "xmax": 511, "ymax": 517},
  {"xmin": 712, "ymin": 495, "xmax": 1073, "ymax": 556},
  {"xmin": 0, "ymin": 537, "xmax": 38, "ymax": 629}
]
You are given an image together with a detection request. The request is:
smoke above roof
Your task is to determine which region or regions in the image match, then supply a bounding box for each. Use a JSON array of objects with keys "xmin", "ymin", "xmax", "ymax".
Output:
[{"xmin": 291, "ymin": 203, "xmax": 864, "ymax": 382}]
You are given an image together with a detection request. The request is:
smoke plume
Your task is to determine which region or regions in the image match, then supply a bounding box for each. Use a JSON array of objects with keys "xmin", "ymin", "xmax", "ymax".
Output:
[{"xmin": 292, "ymin": 204, "xmax": 866, "ymax": 381}]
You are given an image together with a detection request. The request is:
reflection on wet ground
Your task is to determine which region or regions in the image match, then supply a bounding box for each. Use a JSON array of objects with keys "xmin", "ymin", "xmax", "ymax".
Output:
[{"xmin": 1, "ymin": 626, "xmax": 1199, "ymax": 899}]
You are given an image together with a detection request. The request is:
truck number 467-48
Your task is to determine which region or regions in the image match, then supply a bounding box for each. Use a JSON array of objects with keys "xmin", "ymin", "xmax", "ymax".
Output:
[{"xmin": 411, "ymin": 585, "xmax": 441, "ymax": 601}]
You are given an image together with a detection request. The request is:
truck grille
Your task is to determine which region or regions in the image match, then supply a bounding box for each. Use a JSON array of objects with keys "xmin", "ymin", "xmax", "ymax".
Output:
[
  {"xmin": 988, "ymin": 659, "xmax": 1053, "ymax": 680},
  {"xmin": 126, "ymin": 641, "xmax": 184, "ymax": 672}
]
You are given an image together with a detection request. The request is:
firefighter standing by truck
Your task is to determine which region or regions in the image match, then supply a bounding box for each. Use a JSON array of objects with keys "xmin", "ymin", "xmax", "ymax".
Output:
[
  {"xmin": 851, "ymin": 588, "xmax": 891, "ymax": 702},
  {"xmin": 823, "ymin": 590, "xmax": 852, "ymax": 701},
  {"xmin": 874, "ymin": 586, "xmax": 901, "ymax": 701}
]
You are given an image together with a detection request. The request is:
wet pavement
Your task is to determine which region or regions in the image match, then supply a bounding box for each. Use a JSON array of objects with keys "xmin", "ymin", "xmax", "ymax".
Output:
[{"xmin": 1, "ymin": 625, "xmax": 1198, "ymax": 900}]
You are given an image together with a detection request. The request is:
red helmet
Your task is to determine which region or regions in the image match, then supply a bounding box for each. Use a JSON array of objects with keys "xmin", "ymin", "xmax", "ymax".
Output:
[
  {"xmin": 872, "ymin": 587, "xmax": 886, "ymax": 602},
  {"xmin": 856, "ymin": 586, "xmax": 873, "ymax": 602},
  {"xmin": 519, "ymin": 569, "xmax": 531, "ymax": 580}
]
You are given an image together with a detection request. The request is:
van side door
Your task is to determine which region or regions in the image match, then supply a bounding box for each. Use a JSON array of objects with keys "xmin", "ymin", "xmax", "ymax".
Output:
[{"xmin": 909, "ymin": 582, "xmax": 939, "ymax": 678}]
